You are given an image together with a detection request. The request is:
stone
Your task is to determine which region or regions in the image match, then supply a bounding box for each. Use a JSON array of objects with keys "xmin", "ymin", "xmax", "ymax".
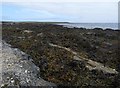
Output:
[
  {"xmin": 1, "ymin": 84, "xmax": 5, "ymax": 87},
  {"xmin": 7, "ymin": 77, "xmax": 10, "ymax": 79},
  {"xmin": 20, "ymin": 65, "xmax": 23, "ymax": 68},
  {"xmin": 11, "ymin": 80, "xmax": 15, "ymax": 83},
  {"xmin": 25, "ymin": 70, "xmax": 28, "ymax": 73}
]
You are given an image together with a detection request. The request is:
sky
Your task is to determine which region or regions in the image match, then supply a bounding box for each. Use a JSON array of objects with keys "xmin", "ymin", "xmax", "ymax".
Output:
[{"xmin": 1, "ymin": 0, "xmax": 119, "ymax": 23}]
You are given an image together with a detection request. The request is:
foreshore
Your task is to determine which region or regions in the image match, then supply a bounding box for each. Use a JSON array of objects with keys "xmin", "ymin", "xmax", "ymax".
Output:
[{"xmin": 2, "ymin": 22, "xmax": 120, "ymax": 87}]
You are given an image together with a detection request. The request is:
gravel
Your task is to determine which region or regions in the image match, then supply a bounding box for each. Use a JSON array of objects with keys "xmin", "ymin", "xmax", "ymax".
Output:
[{"xmin": 1, "ymin": 41, "xmax": 56, "ymax": 87}]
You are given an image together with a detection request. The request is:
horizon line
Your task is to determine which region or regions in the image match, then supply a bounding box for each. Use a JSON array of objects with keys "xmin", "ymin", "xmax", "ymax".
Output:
[{"xmin": 1, "ymin": 21, "xmax": 118, "ymax": 24}]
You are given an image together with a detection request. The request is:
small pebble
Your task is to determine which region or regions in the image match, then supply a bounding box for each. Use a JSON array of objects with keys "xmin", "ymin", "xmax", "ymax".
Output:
[
  {"xmin": 20, "ymin": 65, "xmax": 23, "ymax": 68},
  {"xmin": 26, "ymin": 78, "xmax": 30, "ymax": 83},
  {"xmin": 25, "ymin": 70, "xmax": 28, "ymax": 73},
  {"xmin": 7, "ymin": 77, "xmax": 10, "ymax": 79},
  {"xmin": 11, "ymin": 80, "xmax": 15, "ymax": 83},
  {"xmin": 1, "ymin": 84, "xmax": 5, "ymax": 87},
  {"xmin": 11, "ymin": 78, "xmax": 13, "ymax": 80}
]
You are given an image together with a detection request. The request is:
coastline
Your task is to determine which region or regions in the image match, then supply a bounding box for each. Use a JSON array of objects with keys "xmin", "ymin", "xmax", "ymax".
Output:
[
  {"xmin": 57, "ymin": 23, "xmax": 119, "ymax": 30},
  {"xmin": 2, "ymin": 22, "xmax": 120, "ymax": 87}
]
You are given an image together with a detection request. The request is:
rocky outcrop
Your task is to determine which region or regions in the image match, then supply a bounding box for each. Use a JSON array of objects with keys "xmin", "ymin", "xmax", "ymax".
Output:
[{"xmin": 1, "ymin": 41, "xmax": 56, "ymax": 87}]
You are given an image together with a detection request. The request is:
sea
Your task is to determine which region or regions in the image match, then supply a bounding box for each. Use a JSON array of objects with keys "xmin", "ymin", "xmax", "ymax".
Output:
[{"xmin": 57, "ymin": 23, "xmax": 119, "ymax": 30}]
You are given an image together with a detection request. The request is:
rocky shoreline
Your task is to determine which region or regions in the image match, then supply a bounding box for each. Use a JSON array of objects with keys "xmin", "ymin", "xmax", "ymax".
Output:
[
  {"xmin": 1, "ymin": 41, "xmax": 56, "ymax": 87},
  {"xmin": 2, "ymin": 22, "xmax": 120, "ymax": 87}
]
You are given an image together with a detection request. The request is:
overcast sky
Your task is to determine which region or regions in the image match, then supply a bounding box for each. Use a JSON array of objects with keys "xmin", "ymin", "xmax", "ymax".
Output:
[{"xmin": 1, "ymin": 0, "xmax": 119, "ymax": 23}]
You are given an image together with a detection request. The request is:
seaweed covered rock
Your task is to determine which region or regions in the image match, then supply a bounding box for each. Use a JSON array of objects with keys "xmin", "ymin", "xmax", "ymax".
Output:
[{"xmin": 2, "ymin": 22, "xmax": 120, "ymax": 87}]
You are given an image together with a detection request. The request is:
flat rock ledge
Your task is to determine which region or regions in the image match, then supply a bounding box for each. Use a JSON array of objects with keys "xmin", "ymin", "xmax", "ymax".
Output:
[{"xmin": 1, "ymin": 41, "xmax": 56, "ymax": 87}]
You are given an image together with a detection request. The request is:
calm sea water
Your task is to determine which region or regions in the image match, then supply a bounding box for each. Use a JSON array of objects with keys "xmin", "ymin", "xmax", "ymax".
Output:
[{"xmin": 58, "ymin": 23, "xmax": 119, "ymax": 30}]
